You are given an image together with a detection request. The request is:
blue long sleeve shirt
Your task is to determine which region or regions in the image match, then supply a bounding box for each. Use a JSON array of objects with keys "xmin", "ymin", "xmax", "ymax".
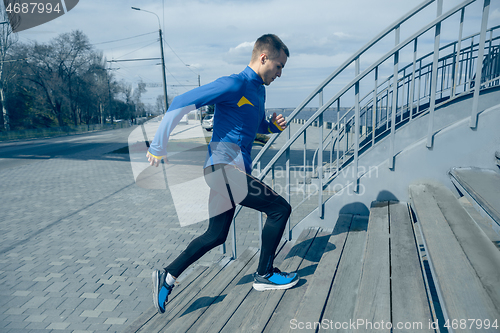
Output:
[{"xmin": 148, "ymin": 66, "xmax": 283, "ymax": 174}]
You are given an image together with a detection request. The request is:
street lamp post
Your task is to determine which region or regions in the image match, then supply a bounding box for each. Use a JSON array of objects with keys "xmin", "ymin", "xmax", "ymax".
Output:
[{"xmin": 131, "ymin": 7, "xmax": 169, "ymax": 112}]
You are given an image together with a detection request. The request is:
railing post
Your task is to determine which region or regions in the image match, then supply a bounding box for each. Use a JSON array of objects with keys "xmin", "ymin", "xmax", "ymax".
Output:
[
  {"xmin": 471, "ymin": 0, "xmax": 490, "ymax": 128},
  {"xmin": 486, "ymin": 29, "xmax": 493, "ymax": 84},
  {"xmin": 468, "ymin": 38, "xmax": 474, "ymax": 86},
  {"xmin": 452, "ymin": 8, "xmax": 465, "ymax": 98},
  {"xmin": 258, "ymin": 161, "xmax": 263, "ymax": 249},
  {"xmin": 426, "ymin": 0, "xmax": 443, "ymax": 148},
  {"xmin": 410, "ymin": 39, "xmax": 418, "ymax": 120},
  {"xmin": 390, "ymin": 25, "xmax": 400, "ymax": 169},
  {"xmin": 303, "ymin": 131, "xmax": 307, "ymax": 200},
  {"xmin": 372, "ymin": 67, "xmax": 378, "ymax": 145},
  {"xmin": 285, "ymin": 125, "xmax": 291, "ymax": 240},
  {"xmin": 231, "ymin": 216, "xmax": 237, "ymax": 259},
  {"xmin": 318, "ymin": 89, "xmax": 324, "ymax": 217},
  {"xmin": 336, "ymin": 99, "xmax": 340, "ymax": 174},
  {"xmin": 330, "ymin": 123, "xmax": 334, "ymax": 175},
  {"xmin": 354, "ymin": 58, "xmax": 360, "ymax": 190},
  {"xmin": 417, "ymin": 59, "xmax": 422, "ymax": 114}
]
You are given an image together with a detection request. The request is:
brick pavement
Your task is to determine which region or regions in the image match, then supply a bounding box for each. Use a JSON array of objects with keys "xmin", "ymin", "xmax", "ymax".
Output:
[
  {"xmin": 0, "ymin": 126, "xmax": 262, "ymax": 333},
  {"xmin": 0, "ymin": 122, "xmax": 323, "ymax": 333}
]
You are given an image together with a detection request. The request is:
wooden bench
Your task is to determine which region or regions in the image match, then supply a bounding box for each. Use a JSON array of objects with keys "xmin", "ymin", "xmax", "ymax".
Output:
[{"xmin": 410, "ymin": 180, "xmax": 500, "ymax": 332}]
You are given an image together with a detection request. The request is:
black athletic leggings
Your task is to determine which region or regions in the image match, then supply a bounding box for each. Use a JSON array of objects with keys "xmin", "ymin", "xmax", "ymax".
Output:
[{"xmin": 165, "ymin": 164, "xmax": 291, "ymax": 277}]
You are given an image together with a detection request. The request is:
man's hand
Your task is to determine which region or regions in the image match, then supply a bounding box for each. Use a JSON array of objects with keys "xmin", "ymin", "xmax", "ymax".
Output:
[
  {"xmin": 271, "ymin": 112, "xmax": 287, "ymax": 130},
  {"xmin": 147, "ymin": 151, "xmax": 166, "ymax": 167}
]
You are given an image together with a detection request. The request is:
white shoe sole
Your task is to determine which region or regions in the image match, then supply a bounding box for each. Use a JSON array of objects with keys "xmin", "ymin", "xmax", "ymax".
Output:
[
  {"xmin": 152, "ymin": 270, "xmax": 162, "ymax": 312},
  {"xmin": 252, "ymin": 278, "xmax": 299, "ymax": 291}
]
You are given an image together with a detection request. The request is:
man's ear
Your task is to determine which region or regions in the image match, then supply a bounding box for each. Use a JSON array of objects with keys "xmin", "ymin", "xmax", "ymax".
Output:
[{"xmin": 260, "ymin": 53, "xmax": 268, "ymax": 65}]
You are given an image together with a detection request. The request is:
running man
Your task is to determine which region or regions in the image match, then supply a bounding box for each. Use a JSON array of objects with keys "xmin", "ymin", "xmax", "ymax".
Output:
[{"xmin": 146, "ymin": 34, "xmax": 298, "ymax": 314}]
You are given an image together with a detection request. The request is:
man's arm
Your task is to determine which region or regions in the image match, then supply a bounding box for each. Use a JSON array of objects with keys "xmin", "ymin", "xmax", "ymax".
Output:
[{"xmin": 147, "ymin": 76, "xmax": 244, "ymax": 166}]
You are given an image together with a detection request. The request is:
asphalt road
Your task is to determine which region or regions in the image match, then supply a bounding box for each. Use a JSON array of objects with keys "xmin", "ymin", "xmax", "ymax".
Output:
[{"xmin": 0, "ymin": 128, "xmax": 135, "ymax": 171}]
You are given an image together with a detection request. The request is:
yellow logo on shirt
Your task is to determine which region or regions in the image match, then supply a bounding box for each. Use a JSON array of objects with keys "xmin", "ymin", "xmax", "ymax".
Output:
[{"xmin": 237, "ymin": 96, "xmax": 254, "ymax": 107}]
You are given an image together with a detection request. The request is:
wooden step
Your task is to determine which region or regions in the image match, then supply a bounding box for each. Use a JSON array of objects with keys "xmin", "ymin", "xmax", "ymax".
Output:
[
  {"xmin": 409, "ymin": 181, "xmax": 500, "ymax": 330},
  {"xmin": 318, "ymin": 215, "xmax": 368, "ymax": 332},
  {"xmin": 186, "ymin": 238, "xmax": 290, "ymax": 333},
  {"xmin": 458, "ymin": 196, "xmax": 500, "ymax": 251},
  {"xmin": 187, "ymin": 250, "xmax": 260, "ymax": 333},
  {"xmin": 219, "ymin": 227, "xmax": 321, "ymax": 333},
  {"xmin": 353, "ymin": 201, "xmax": 391, "ymax": 332},
  {"xmin": 285, "ymin": 214, "xmax": 353, "ymax": 332},
  {"xmin": 122, "ymin": 264, "xmax": 211, "ymax": 333},
  {"xmin": 129, "ymin": 255, "xmax": 232, "ymax": 332},
  {"xmin": 166, "ymin": 247, "xmax": 259, "ymax": 332},
  {"xmin": 315, "ymin": 202, "xmax": 432, "ymax": 333},
  {"xmin": 124, "ymin": 238, "xmax": 291, "ymax": 333},
  {"xmin": 263, "ymin": 228, "xmax": 332, "ymax": 333},
  {"xmin": 125, "ymin": 202, "xmax": 437, "ymax": 333},
  {"xmin": 389, "ymin": 201, "xmax": 434, "ymax": 331},
  {"xmin": 449, "ymin": 167, "xmax": 500, "ymax": 227}
]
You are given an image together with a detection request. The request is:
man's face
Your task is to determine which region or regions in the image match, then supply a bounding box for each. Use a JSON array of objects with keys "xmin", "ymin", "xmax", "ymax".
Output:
[{"xmin": 260, "ymin": 49, "xmax": 287, "ymax": 86}]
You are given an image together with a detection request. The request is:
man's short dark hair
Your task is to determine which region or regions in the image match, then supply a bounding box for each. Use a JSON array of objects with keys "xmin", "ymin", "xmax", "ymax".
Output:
[{"xmin": 252, "ymin": 34, "xmax": 289, "ymax": 61}]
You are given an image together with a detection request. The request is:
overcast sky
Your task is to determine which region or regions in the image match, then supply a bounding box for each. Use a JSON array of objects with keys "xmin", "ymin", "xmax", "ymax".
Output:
[{"xmin": 13, "ymin": 0, "xmax": 500, "ymax": 109}]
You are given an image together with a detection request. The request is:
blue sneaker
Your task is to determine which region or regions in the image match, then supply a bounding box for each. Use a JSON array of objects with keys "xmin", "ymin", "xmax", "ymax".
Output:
[
  {"xmin": 152, "ymin": 270, "xmax": 174, "ymax": 313},
  {"xmin": 253, "ymin": 268, "xmax": 299, "ymax": 291}
]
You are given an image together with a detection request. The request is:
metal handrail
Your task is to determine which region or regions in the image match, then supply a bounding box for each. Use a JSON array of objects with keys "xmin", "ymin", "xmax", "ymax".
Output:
[
  {"xmin": 251, "ymin": 0, "xmax": 437, "ymax": 168},
  {"xmin": 319, "ymin": 27, "xmax": 500, "ymax": 183},
  {"xmin": 225, "ymin": 0, "xmax": 499, "ymax": 258},
  {"xmin": 258, "ymin": 0, "xmax": 476, "ymax": 178}
]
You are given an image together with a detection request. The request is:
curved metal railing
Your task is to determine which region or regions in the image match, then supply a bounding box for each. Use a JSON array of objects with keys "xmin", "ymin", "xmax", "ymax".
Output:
[{"xmin": 224, "ymin": 0, "xmax": 499, "ymax": 258}]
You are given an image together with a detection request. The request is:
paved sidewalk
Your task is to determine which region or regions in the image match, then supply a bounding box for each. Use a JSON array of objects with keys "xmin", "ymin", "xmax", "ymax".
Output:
[
  {"xmin": 0, "ymin": 120, "xmax": 324, "ymax": 333},
  {"xmin": 0, "ymin": 125, "xmax": 261, "ymax": 333}
]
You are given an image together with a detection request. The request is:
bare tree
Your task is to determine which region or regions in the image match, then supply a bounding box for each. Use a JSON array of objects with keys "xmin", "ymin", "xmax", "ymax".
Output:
[
  {"xmin": 132, "ymin": 80, "xmax": 147, "ymax": 118},
  {"xmin": 155, "ymin": 94, "xmax": 165, "ymax": 114},
  {"xmin": 2, "ymin": 29, "xmax": 138, "ymax": 130},
  {"xmin": 52, "ymin": 30, "xmax": 93, "ymax": 126},
  {"xmin": 25, "ymin": 42, "xmax": 67, "ymax": 126}
]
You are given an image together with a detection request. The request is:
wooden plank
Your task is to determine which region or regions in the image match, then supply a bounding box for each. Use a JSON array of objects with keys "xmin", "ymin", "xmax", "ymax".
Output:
[
  {"xmin": 190, "ymin": 239, "xmax": 290, "ymax": 333},
  {"xmin": 285, "ymin": 215, "xmax": 353, "ymax": 333},
  {"xmin": 123, "ymin": 264, "xmax": 210, "ymax": 333},
  {"xmin": 353, "ymin": 202, "xmax": 391, "ymax": 333},
  {"xmin": 450, "ymin": 167, "xmax": 500, "ymax": 225},
  {"xmin": 389, "ymin": 202, "xmax": 433, "ymax": 333},
  {"xmin": 166, "ymin": 248, "xmax": 259, "ymax": 332},
  {"xmin": 188, "ymin": 249, "xmax": 260, "ymax": 333},
  {"xmin": 430, "ymin": 182, "xmax": 500, "ymax": 315},
  {"xmin": 409, "ymin": 182, "xmax": 499, "ymax": 331},
  {"xmin": 458, "ymin": 196, "xmax": 500, "ymax": 251},
  {"xmin": 263, "ymin": 229, "xmax": 332, "ymax": 333},
  {"xmin": 220, "ymin": 227, "xmax": 320, "ymax": 333},
  {"xmin": 318, "ymin": 215, "xmax": 369, "ymax": 333},
  {"xmin": 136, "ymin": 255, "xmax": 232, "ymax": 332},
  {"xmin": 271, "ymin": 237, "xmax": 295, "ymax": 269}
]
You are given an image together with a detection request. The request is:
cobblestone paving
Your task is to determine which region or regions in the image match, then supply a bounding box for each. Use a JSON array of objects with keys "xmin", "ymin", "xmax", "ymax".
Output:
[
  {"xmin": 0, "ymin": 127, "xmax": 261, "ymax": 333},
  {"xmin": 0, "ymin": 121, "xmax": 322, "ymax": 333}
]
